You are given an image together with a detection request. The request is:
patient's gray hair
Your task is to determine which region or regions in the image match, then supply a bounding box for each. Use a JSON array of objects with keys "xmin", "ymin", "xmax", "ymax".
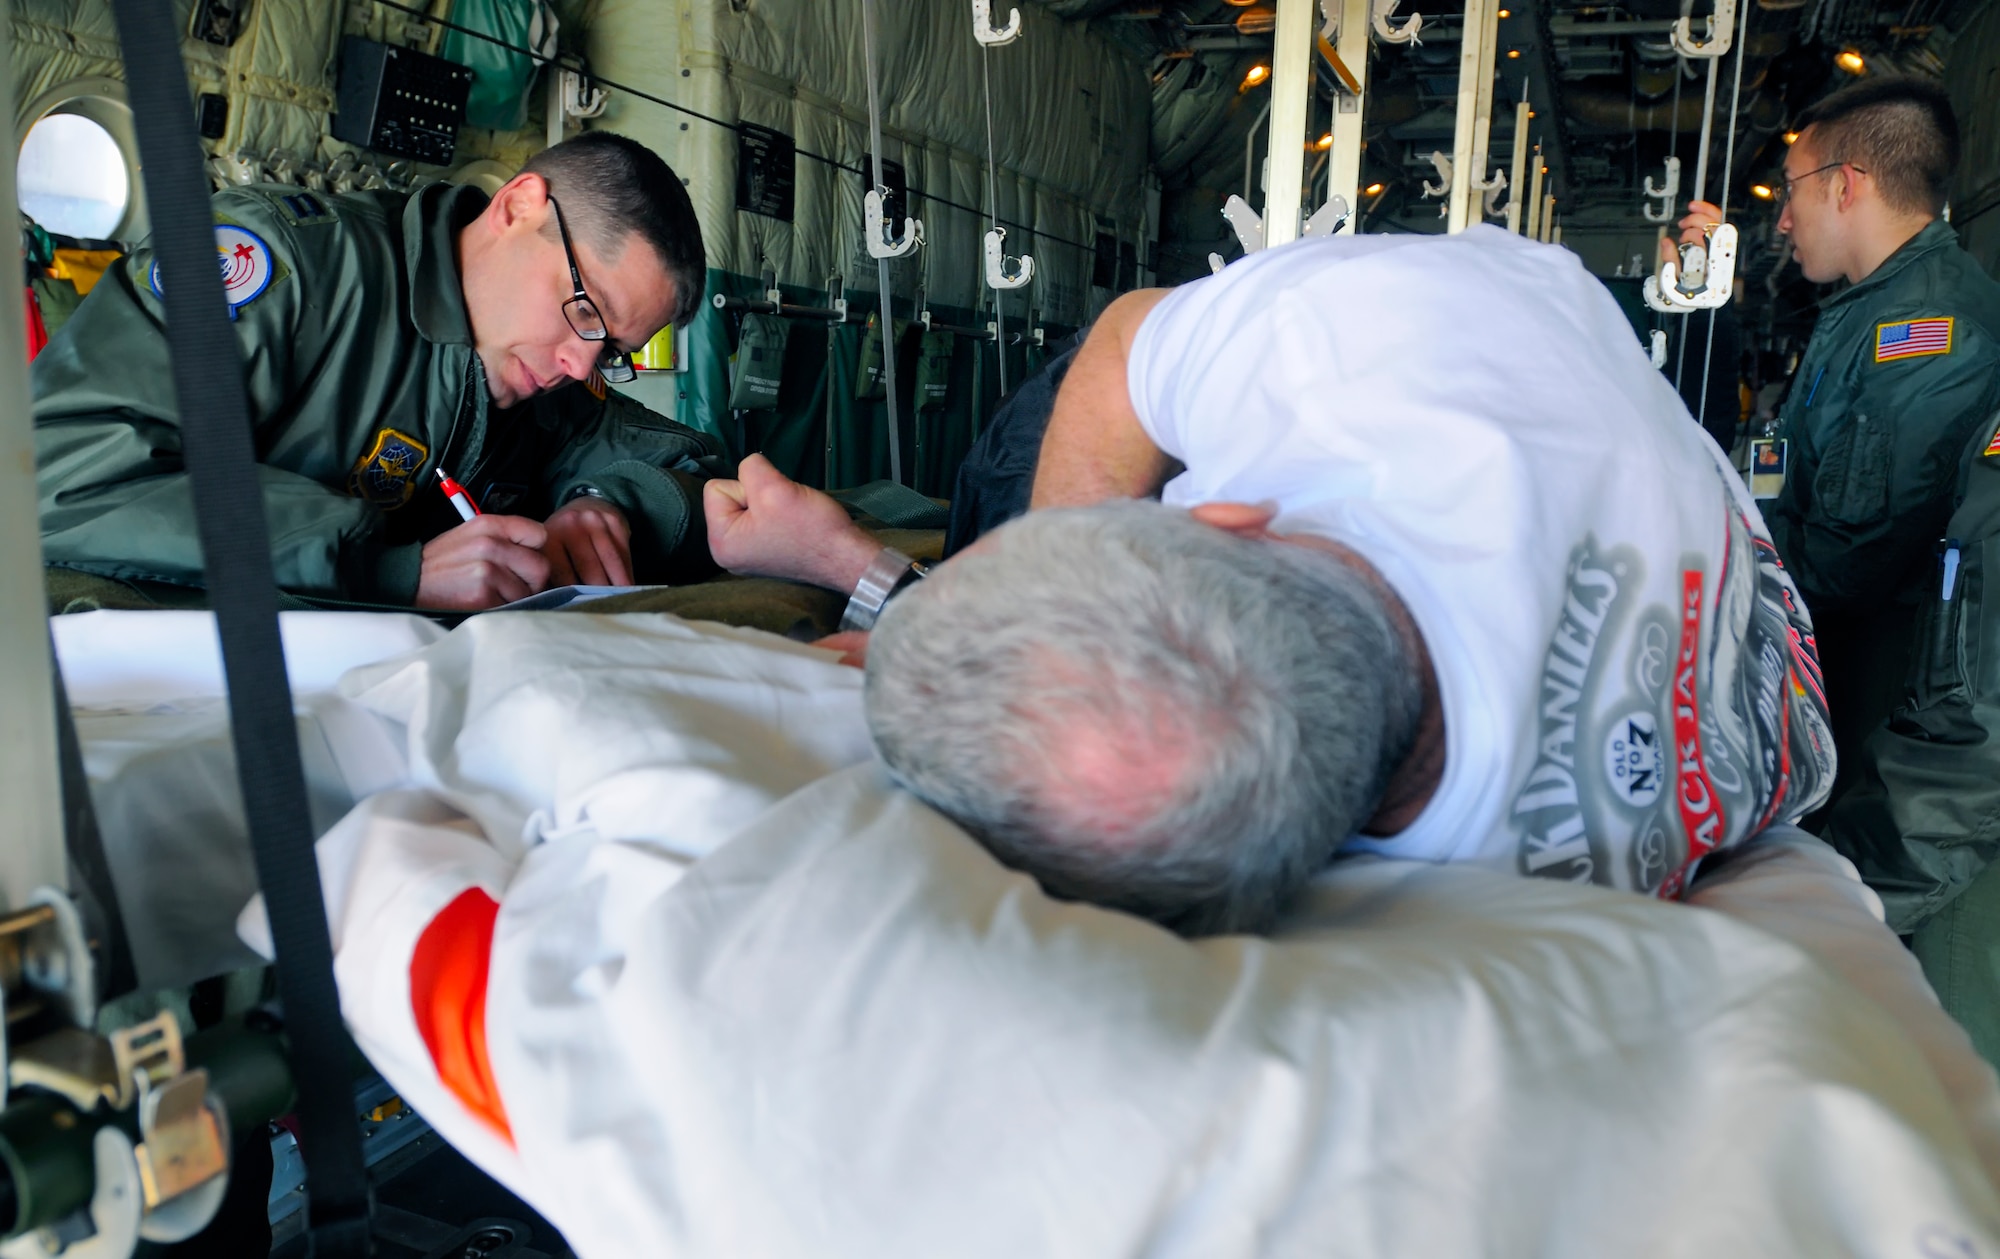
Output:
[{"xmin": 864, "ymin": 501, "xmax": 1423, "ymax": 937}]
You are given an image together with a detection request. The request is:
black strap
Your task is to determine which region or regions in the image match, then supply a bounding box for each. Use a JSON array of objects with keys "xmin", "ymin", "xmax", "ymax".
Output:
[{"xmin": 104, "ymin": 3, "xmax": 373, "ymax": 1252}]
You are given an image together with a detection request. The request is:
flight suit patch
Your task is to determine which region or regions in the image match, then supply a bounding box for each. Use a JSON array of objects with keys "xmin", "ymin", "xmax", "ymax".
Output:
[
  {"xmin": 348, "ymin": 428, "xmax": 431, "ymax": 508},
  {"xmin": 1875, "ymin": 317, "xmax": 1953, "ymax": 362},
  {"xmin": 146, "ymin": 223, "xmax": 284, "ymax": 321},
  {"xmin": 1983, "ymin": 427, "xmax": 2000, "ymax": 459},
  {"xmin": 584, "ymin": 370, "xmax": 608, "ymax": 400},
  {"xmin": 275, "ymin": 191, "xmax": 336, "ymax": 226}
]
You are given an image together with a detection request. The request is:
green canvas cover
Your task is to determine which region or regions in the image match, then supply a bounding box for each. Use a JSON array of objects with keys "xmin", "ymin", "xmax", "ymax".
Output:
[{"xmin": 728, "ymin": 311, "xmax": 789, "ymax": 410}]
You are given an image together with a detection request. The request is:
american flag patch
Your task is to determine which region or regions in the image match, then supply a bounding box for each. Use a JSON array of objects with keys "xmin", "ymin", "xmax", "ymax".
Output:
[
  {"xmin": 1984, "ymin": 426, "xmax": 2000, "ymax": 458},
  {"xmin": 1876, "ymin": 317, "xmax": 1954, "ymax": 362}
]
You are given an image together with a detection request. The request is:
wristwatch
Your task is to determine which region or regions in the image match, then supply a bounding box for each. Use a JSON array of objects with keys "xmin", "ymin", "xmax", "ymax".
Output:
[{"xmin": 840, "ymin": 546, "xmax": 930, "ymax": 632}]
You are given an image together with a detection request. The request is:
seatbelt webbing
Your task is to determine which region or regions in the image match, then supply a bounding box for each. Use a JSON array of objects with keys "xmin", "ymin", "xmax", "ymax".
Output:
[{"xmin": 104, "ymin": 2, "xmax": 373, "ymax": 1252}]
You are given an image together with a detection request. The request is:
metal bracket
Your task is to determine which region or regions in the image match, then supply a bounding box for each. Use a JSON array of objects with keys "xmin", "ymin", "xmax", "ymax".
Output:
[
  {"xmin": 1302, "ymin": 194, "xmax": 1351, "ymax": 238},
  {"xmin": 1220, "ymin": 194, "xmax": 1265, "ymax": 254},
  {"xmin": 1642, "ymin": 155, "xmax": 1682, "ymax": 223},
  {"xmin": 863, "ymin": 189, "xmax": 924, "ymax": 259},
  {"xmin": 1671, "ymin": 0, "xmax": 1735, "ymax": 58},
  {"xmin": 1371, "ymin": 0, "xmax": 1424, "ymax": 44},
  {"xmin": 1650, "ymin": 328, "xmax": 1669, "ymax": 369},
  {"xmin": 983, "ymin": 228, "xmax": 1033, "ymax": 290},
  {"xmin": 1208, "ymin": 252, "xmax": 1227, "ymax": 275},
  {"xmin": 971, "ymin": 0, "xmax": 1021, "ymax": 46},
  {"xmin": 1478, "ymin": 169, "xmax": 1508, "ymax": 219}
]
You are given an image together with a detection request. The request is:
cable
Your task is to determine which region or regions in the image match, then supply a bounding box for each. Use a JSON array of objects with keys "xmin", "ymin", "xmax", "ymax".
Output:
[
  {"xmin": 859, "ymin": 0, "xmax": 904, "ymax": 484},
  {"xmin": 981, "ymin": 42, "xmax": 1010, "ymax": 395},
  {"xmin": 368, "ymin": 0, "xmax": 1102, "ymax": 257},
  {"xmin": 1696, "ymin": 0, "xmax": 1753, "ymax": 432}
]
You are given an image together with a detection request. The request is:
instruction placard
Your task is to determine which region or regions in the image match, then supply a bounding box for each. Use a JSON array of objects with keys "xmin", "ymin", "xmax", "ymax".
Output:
[{"xmin": 736, "ymin": 124, "xmax": 796, "ymax": 221}]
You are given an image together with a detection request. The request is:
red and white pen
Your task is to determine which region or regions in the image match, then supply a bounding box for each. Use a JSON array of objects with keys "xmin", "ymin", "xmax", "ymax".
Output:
[{"xmin": 436, "ymin": 466, "xmax": 481, "ymax": 521}]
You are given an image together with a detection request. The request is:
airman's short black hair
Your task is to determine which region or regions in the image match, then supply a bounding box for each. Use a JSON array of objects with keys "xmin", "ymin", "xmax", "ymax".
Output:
[
  {"xmin": 1795, "ymin": 76, "xmax": 1959, "ymax": 217},
  {"xmin": 522, "ymin": 131, "xmax": 707, "ymax": 328}
]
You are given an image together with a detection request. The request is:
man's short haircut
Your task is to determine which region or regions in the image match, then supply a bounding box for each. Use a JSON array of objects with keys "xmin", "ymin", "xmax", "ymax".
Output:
[
  {"xmin": 864, "ymin": 502, "xmax": 1425, "ymax": 938},
  {"xmin": 521, "ymin": 131, "xmax": 706, "ymax": 328},
  {"xmin": 1795, "ymin": 76, "xmax": 1960, "ymax": 217}
]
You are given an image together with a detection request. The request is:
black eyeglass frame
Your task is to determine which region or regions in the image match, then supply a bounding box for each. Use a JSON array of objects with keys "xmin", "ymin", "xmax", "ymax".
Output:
[
  {"xmin": 549, "ymin": 195, "xmax": 637, "ymax": 384},
  {"xmin": 1777, "ymin": 160, "xmax": 1866, "ymax": 211}
]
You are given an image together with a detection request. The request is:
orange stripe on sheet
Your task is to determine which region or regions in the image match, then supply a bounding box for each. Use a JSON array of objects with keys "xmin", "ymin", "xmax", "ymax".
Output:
[{"xmin": 409, "ymin": 888, "xmax": 514, "ymax": 1146}]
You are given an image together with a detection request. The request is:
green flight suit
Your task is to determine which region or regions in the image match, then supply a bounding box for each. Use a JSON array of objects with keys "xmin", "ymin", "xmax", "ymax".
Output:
[
  {"xmin": 1764, "ymin": 219, "xmax": 2000, "ymax": 806},
  {"xmin": 1820, "ymin": 413, "xmax": 2000, "ymax": 1066},
  {"xmin": 33, "ymin": 180, "xmax": 720, "ymax": 603},
  {"xmin": 1778, "ymin": 220, "xmax": 2000, "ymax": 1069}
]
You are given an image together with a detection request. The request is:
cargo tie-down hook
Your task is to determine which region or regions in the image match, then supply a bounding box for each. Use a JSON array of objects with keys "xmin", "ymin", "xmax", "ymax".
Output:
[
  {"xmin": 984, "ymin": 228, "xmax": 1034, "ymax": 289},
  {"xmin": 1642, "ymin": 156, "xmax": 1681, "ymax": 223},
  {"xmin": 1671, "ymin": 0, "xmax": 1735, "ymax": 58},
  {"xmin": 1643, "ymin": 223, "xmax": 1739, "ymax": 312},
  {"xmin": 972, "ymin": 0, "xmax": 1022, "ymax": 46},
  {"xmin": 1372, "ymin": 0, "xmax": 1424, "ymax": 44},
  {"xmin": 864, "ymin": 189, "xmax": 924, "ymax": 259}
]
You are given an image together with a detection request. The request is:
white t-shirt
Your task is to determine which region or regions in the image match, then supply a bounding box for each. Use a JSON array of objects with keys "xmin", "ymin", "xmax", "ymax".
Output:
[{"xmin": 1127, "ymin": 226, "xmax": 1834, "ymax": 896}]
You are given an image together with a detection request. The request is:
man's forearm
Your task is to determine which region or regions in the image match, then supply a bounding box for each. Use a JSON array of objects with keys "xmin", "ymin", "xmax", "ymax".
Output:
[{"xmin": 1030, "ymin": 288, "xmax": 1175, "ymax": 509}]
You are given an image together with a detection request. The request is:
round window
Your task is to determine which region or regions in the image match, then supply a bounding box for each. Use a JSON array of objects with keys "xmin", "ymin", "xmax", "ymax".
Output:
[{"xmin": 17, "ymin": 112, "xmax": 131, "ymax": 240}]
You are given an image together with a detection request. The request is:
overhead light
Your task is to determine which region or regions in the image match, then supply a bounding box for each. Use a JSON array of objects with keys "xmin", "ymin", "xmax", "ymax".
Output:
[
  {"xmin": 1222, "ymin": 0, "xmax": 1258, "ymax": 6},
  {"xmin": 1241, "ymin": 63, "xmax": 1271, "ymax": 90},
  {"xmin": 1498, "ymin": 7, "xmax": 1511, "ymax": 15},
  {"xmin": 1527, "ymin": 109, "xmax": 1536, "ymax": 118},
  {"xmin": 1835, "ymin": 48, "xmax": 1866, "ymax": 74},
  {"xmin": 1506, "ymin": 48, "xmax": 1521, "ymax": 58},
  {"xmin": 1782, "ymin": 130, "xmax": 1800, "ymax": 144},
  {"xmin": 1364, "ymin": 182, "xmax": 1385, "ymax": 196},
  {"xmin": 1315, "ymin": 132, "xmax": 1334, "ymax": 150},
  {"xmin": 1235, "ymin": 7, "xmax": 1277, "ymax": 34},
  {"xmin": 1751, "ymin": 183, "xmax": 1774, "ymax": 200}
]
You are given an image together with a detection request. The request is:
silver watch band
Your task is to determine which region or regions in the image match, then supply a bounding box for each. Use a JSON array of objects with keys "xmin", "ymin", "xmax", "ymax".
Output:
[{"xmin": 840, "ymin": 546, "xmax": 922, "ymax": 632}]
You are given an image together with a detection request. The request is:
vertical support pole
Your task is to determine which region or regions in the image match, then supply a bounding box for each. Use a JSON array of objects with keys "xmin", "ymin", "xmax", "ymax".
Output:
[
  {"xmin": 1526, "ymin": 149, "xmax": 1545, "ymax": 238},
  {"xmin": 1263, "ymin": 0, "xmax": 1316, "ymax": 247},
  {"xmin": 1446, "ymin": 0, "xmax": 1497, "ymax": 232},
  {"xmin": 0, "ymin": 17, "xmax": 67, "ymax": 909},
  {"xmin": 1328, "ymin": 0, "xmax": 1371, "ymax": 234},
  {"xmin": 1540, "ymin": 192, "xmax": 1556, "ymax": 241},
  {"xmin": 1467, "ymin": 0, "xmax": 1500, "ymax": 225},
  {"xmin": 1505, "ymin": 98, "xmax": 1531, "ymax": 234}
]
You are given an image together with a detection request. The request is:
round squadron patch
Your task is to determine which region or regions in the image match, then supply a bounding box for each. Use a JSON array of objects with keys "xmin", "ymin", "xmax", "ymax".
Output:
[{"xmin": 148, "ymin": 224, "xmax": 276, "ymax": 321}]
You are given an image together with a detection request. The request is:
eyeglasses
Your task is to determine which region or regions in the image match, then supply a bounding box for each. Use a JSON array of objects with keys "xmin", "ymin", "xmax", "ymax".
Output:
[
  {"xmin": 1777, "ymin": 161, "xmax": 1865, "ymax": 211},
  {"xmin": 549, "ymin": 195, "xmax": 637, "ymax": 384}
]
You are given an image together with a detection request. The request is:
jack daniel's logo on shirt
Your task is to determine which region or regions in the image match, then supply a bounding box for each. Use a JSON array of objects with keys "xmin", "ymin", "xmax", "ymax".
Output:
[
  {"xmin": 1511, "ymin": 537, "xmax": 1639, "ymax": 886},
  {"xmin": 1508, "ymin": 485, "xmax": 1835, "ymax": 899}
]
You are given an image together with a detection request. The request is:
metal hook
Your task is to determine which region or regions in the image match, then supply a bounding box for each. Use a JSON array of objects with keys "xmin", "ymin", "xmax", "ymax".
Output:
[
  {"xmin": 1641, "ymin": 155, "xmax": 1681, "ymax": 223},
  {"xmin": 1670, "ymin": 0, "xmax": 1735, "ymax": 58},
  {"xmin": 1478, "ymin": 168, "xmax": 1508, "ymax": 219},
  {"xmin": 864, "ymin": 189, "xmax": 924, "ymax": 259},
  {"xmin": 1371, "ymin": 0, "xmax": 1424, "ymax": 45},
  {"xmin": 1420, "ymin": 151, "xmax": 1452, "ymax": 202},
  {"xmin": 1643, "ymin": 223, "xmax": 1739, "ymax": 311},
  {"xmin": 984, "ymin": 228, "xmax": 1034, "ymax": 289},
  {"xmin": 972, "ymin": 0, "xmax": 1022, "ymax": 46}
]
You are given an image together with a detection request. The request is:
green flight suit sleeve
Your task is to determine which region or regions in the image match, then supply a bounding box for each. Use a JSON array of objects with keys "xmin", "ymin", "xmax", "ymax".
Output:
[
  {"xmin": 1819, "ymin": 412, "xmax": 2000, "ymax": 933},
  {"xmin": 32, "ymin": 221, "xmax": 423, "ymax": 602},
  {"xmin": 540, "ymin": 386, "xmax": 728, "ymax": 583},
  {"xmin": 1782, "ymin": 314, "xmax": 2000, "ymax": 612}
]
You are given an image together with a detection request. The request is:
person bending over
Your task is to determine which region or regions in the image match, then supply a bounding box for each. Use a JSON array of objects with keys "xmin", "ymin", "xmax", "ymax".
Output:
[
  {"xmin": 36, "ymin": 131, "xmax": 717, "ymax": 609},
  {"xmin": 719, "ymin": 226, "xmax": 1837, "ymax": 935}
]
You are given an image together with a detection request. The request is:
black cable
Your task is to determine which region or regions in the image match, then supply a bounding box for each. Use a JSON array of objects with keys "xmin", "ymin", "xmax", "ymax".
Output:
[{"xmin": 369, "ymin": 0, "xmax": 1103, "ymax": 255}]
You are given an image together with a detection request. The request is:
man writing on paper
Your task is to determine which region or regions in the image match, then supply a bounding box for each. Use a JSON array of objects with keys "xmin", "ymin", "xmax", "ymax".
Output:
[{"xmin": 34, "ymin": 131, "xmax": 721, "ymax": 610}]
